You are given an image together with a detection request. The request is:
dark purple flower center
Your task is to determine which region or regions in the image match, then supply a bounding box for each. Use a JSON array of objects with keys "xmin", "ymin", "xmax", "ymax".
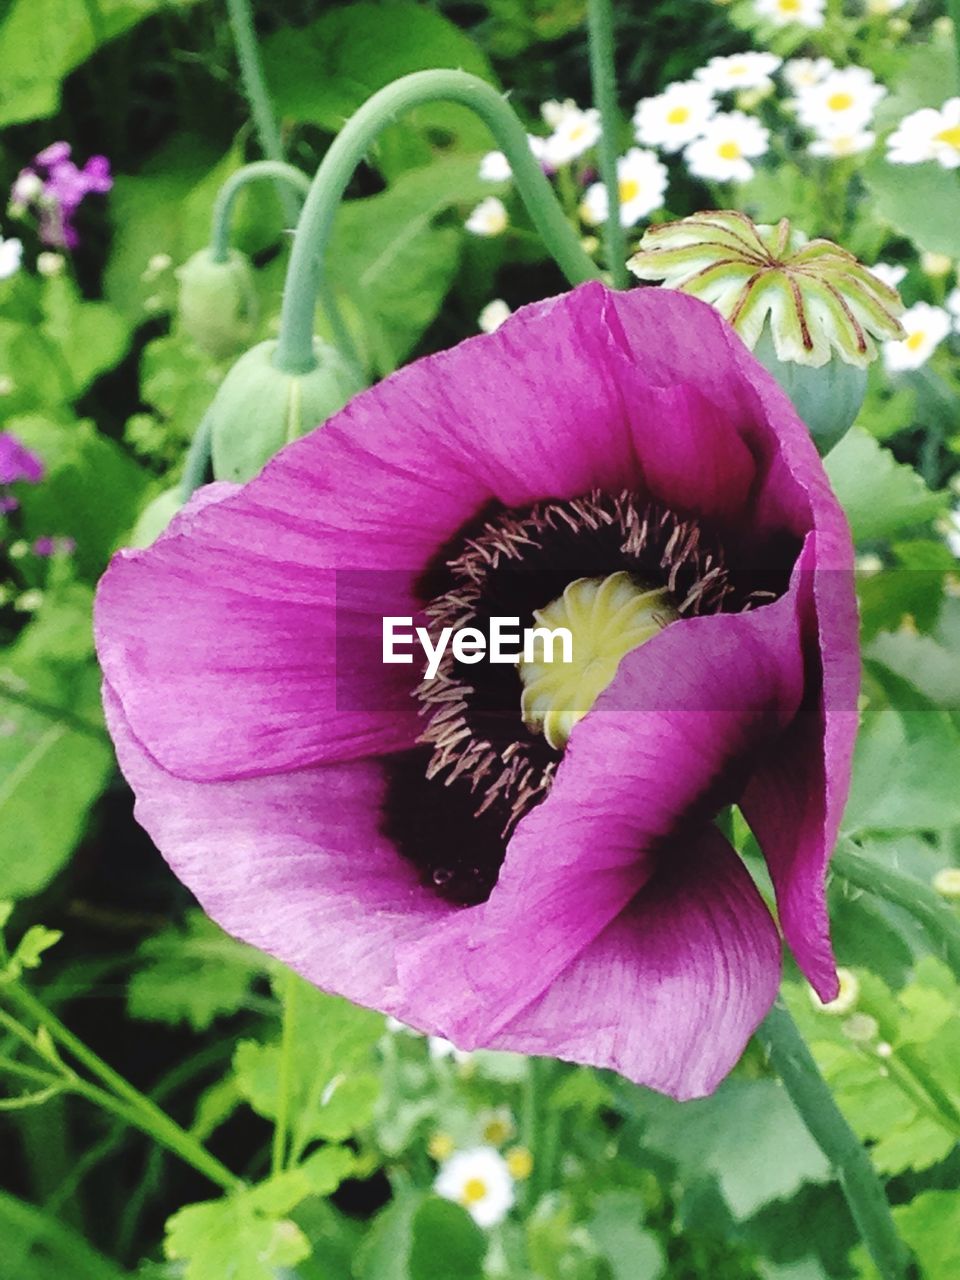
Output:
[{"xmin": 381, "ymin": 488, "xmax": 786, "ymax": 907}]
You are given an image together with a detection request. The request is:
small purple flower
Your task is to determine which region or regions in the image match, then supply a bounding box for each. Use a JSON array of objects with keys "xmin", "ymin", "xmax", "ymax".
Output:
[
  {"xmin": 10, "ymin": 142, "xmax": 112, "ymax": 249},
  {"xmin": 95, "ymin": 284, "xmax": 859, "ymax": 1100},
  {"xmin": 33, "ymin": 535, "xmax": 75, "ymax": 558},
  {"xmin": 0, "ymin": 431, "xmax": 44, "ymax": 486}
]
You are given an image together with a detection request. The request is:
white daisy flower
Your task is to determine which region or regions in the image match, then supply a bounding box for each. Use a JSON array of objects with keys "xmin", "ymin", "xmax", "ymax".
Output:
[
  {"xmin": 478, "ymin": 299, "xmax": 512, "ymax": 333},
  {"xmin": 920, "ymin": 251, "xmax": 953, "ymax": 277},
  {"xmin": 434, "ymin": 1147, "xmax": 515, "ymax": 1228},
  {"xmin": 0, "ymin": 235, "xmax": 23, "ymax": 280},
  {"xmin": 543, "ymin": 104, "xmax": 602, "ymax": 167},
  {"xmin": 694, "ymin": 52, "xmax": 782, "ymax": 94},
  {"xmin": 783, "ymin": 57, "xmax": 835, "ymax": 93},
  {"xmin": 942, "ymin": 510, "xmax": 960, "ymax": 559},
  {"xmin": 479, "ymin": 151, "xmax": 512, "ymax": 182},
  {"xmin": 580, "ymin": 148, "xmax": 668, "ymax": 228},
  {"xmin": 808, "ymin": 130, "xmax": 875, "ymax": 157},
  {"xmin": 870, "ymin": 262, "xmax": 907, "ymax": 291},
  {"xmin": 809, "ymin": 968, "xmax": 860, "ymax": 1015},
  {"xmin": 633, "ymin": 80, "xmax": 717, "ymax": 152},
  {"xmin": 540, "ymin": 98, "xmax": 578, "ymax": 129},
  {"xmin": 684, "ymin": 112, "xmax": 770, "ymax": 183},
  {"xmin": 796, "ymin": 67, "xmax": 886, "ymax": 136},
  {"xmin": 883, "ymin": 301, "xmax": 952, "ymax": 372},
  {"xmin": 887, "ymin": 98, "xmax": 960, "ymax": 169},
  {"xmin": 465, "ymin": 197, "xmax": 508, "ymax": 237},
  {"xmin": 756, "ymin": 0, "xmax": 825, "ymax": 27},
  {"xmin": 428, "ymin": 1035, "xmax": 472, "ymax": 1063}
]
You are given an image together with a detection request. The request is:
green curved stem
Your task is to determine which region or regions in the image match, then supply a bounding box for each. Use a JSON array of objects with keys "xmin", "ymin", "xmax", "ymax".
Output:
[
  {"xmin": 757, "ymin": 1003, "xmax": 909, "ymax": 1280},
  {"xmin": 225, "ymin": 0, "xmax": 299, "ymax": 227},
  {"xmin": 210, "ymin": 161, "xmax": 311, "ymax": 262},
  {"xmin": 273, "ymin": 69, "xmax": 603, "ymax": 375},
  {"xmin": 833, "ymin": 843, "xmax": 960, "ymax": 976},
  {"xmin": 2, "ymin": 983, "xmax": 241, "ymax": 1194},
  {"xmin": 586, "ymin": 0, "xmax": 628, "ymax": 287}
]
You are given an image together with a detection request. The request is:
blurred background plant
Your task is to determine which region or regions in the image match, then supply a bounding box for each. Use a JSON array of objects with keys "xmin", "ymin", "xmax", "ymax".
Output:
[{"xmin": 2, "ymin": 1, "xmax": 960, "ymax": 1277}]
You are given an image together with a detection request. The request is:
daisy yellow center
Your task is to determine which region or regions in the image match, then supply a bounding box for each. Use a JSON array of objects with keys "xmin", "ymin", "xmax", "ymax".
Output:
[
  {"xmin": 570, "ymin": 123, "xmax": 586, "ymax": 139},
  {"xmin": 935, "ymin": 125, "xmax": 960, "ymax": 150},
  {"xmin": 461, "ymin": 1178, "xmax": 488, "ymax": 1205},
  {"xmin": 827, "ymin": 92, "xmax": 854, "ymax": 112},
  {"xmin": 778, "ymin": 0, "xmax": 801, "ymax": 10},
  {"xmin": 905, "ymin": 330, "xmax": 926, "ymax": 351},
  {"xmin": 619, "ymin": 177, "xmax": 641, "ymax": 203},
  {"xmin": 667, "ymin": 105, "xmax": 690, "ymax": 124},
  {"xmin": 518, "ymin": 571, "xmax": 678, "ymax": 751},
  {"xmin": 718, "ymin": 140, "xmax": 742, "ymax": 160}
]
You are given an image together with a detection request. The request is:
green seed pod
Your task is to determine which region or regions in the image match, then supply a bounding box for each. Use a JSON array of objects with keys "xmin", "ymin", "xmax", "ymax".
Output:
[
  {"xmin": 753, "ymin": 327, "xmax": 867, "ymax": 456},
  {"xmin": 208, "ymin": 339, "xmax": 365, "ymax": 483},
  {"xmin": 129, "ymin": 486, "xmax": 184, "ymax": 547},
  {"xmin": 629, "ymin": 211, "xmax": 905, "ymax": 454},
  {"xmin": 176, "ymin": 248, "xmax": 259, "ymax": 361}
]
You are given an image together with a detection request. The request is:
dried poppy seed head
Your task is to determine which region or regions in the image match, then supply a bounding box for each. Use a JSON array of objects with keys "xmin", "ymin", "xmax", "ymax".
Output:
[{"xmin": 628, "ymin": 210, "xmax": 904, "ymax": 369}]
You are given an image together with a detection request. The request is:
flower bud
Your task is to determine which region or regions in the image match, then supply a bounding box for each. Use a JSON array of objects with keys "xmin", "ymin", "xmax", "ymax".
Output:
[
  {"xmin": 208, "ymin": 339, "xmax": 365, "ymax": 483},
  {"xmin": 628, "ymin": 211, "xmax": 905, "ymax": 453},
  {"xmin": 129, "ymin": 486, "xmax": 184, "ymax": 548},
  {"xmin": 176, "ymin": 248, "xmax": 259, "ymax": 361}
]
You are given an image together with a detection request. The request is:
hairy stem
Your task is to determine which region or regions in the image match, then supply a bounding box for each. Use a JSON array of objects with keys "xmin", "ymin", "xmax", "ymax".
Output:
[
  {"xmin": 224, "ymin": 0, "xmax": 300, "ymax": 226},
  {"xmin": 757, "ymin": 1003, "xmax": 909, "ymax": 1280},
  {"xmin": 273, "ymin": 69, "xmax": 603, "ymax": 375},
  {"xmin": 210, "ymin": 161, "xmax": 311, "ymax": 262},
  {"xmin": 586, "ymin": 0, "xmax": 628, "ymax": 287}
]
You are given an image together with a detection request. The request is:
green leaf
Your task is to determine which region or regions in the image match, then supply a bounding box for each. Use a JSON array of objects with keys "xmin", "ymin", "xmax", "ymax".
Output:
[
  {"xmin": 843, "ymin": 706, "xmax": 960, "ymax": 835},
  {"xmin": 0, "ymin": 585, "xmax": 114, "ymax": 900},
  {"xmin": 10, "ymin": 415, "xmax": 153, "ymax": 580},
  {"xmin": 0, "ymin": 0, "xmax": 202, "ymax": 127},
  {"xmin": 328, "ymin": 156, "xmax": 494, "ymax": 375},
  {"xmin": 824, "ymin": 427, "xmax": 945, "ymax": 544},
  {"xmin": 232, "ymin": 977, "xmax": 383, "ymax": 1146},
  {"xmin": 355, "ymin": 1192, "xmax": 422, "ymax": 1280},
  {"xmin": 39, "ymin": 275, "xmax": 130, "ymax": 399},
  {"xmin": 588, "ymin": 1191, "xmax": 665, "ymax": 1280},
  {"xmin": 164, "ymin": 1193, "xmax": 310, "ymax": 1280},
  {"xmin": 262, "ymin": 3, "xmax": 498, "ymax": 174},
  {"xmin": 637, "ymin": 1078, "xmax": 831, "ymax": 1218},
  {"xmin": 127, "ymin": 911, "xmax": 267, "ymax": 1032},
  {"xmin": 9, "ymin": 924, "xmax": 62, "ymax": 974},
  {"xmin": 854, "ymin": 1190, "xmax": 960, "ymax": 1279},
  {"xmin": 409, "ymin": 1198, "xmax": 487, "ymax": 1280}
]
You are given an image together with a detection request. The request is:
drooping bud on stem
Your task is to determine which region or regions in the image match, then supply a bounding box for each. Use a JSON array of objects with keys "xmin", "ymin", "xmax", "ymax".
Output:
[
  {"xmin": 208, "ymin": 339, "xmax": 365, "ymax": 483},
  {"xmin": 176, "ymin": 247, "xmax": 258, "ymax": 360},
  {"xmin": 628, "ymin": 211, "xmax": 905, "ymax": 453}
]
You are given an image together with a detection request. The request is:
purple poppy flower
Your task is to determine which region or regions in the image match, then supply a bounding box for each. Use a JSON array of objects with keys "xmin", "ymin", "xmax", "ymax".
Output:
[
  {"xmin": 10, "ymin": 142, "xmax": 112, "ymax": 249},
  {"xmin": 0, "ymin": 431, "xmax": 44, "ymax": 486},
  {"xmin": 94, "ymin": 284, "xmax": 858, "ymax": 1099}
]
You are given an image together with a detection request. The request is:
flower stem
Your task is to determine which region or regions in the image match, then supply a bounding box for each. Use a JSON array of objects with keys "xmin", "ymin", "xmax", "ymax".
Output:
[
  {"xmin": 586, "ymin": 0, "xmax": 628, "ymax": 288},
  {"xmin": 757, "ymin": 1002, "xmax": 909, "ymax": 1280},
  {"xmin": 273, "ymin": 69, "xmax": 603, "ymax": 376},
  {"xmin": 224, "ymin": 0, "xmax": 299, "ymax": 228},
  {"xmin": 2, "ymin": 982, "xmax": 241, "ymax": 1193},
  {"xmin": 210, "ymin": 161, "xmax": 311, "ymax": 263},
  {"xmin": 271, "ymin": 969, "xmax": 298, "ymax": 1175},
  {"xmin": 833, "ymin": 843, "xmax": 960, "ymax": 976}
]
